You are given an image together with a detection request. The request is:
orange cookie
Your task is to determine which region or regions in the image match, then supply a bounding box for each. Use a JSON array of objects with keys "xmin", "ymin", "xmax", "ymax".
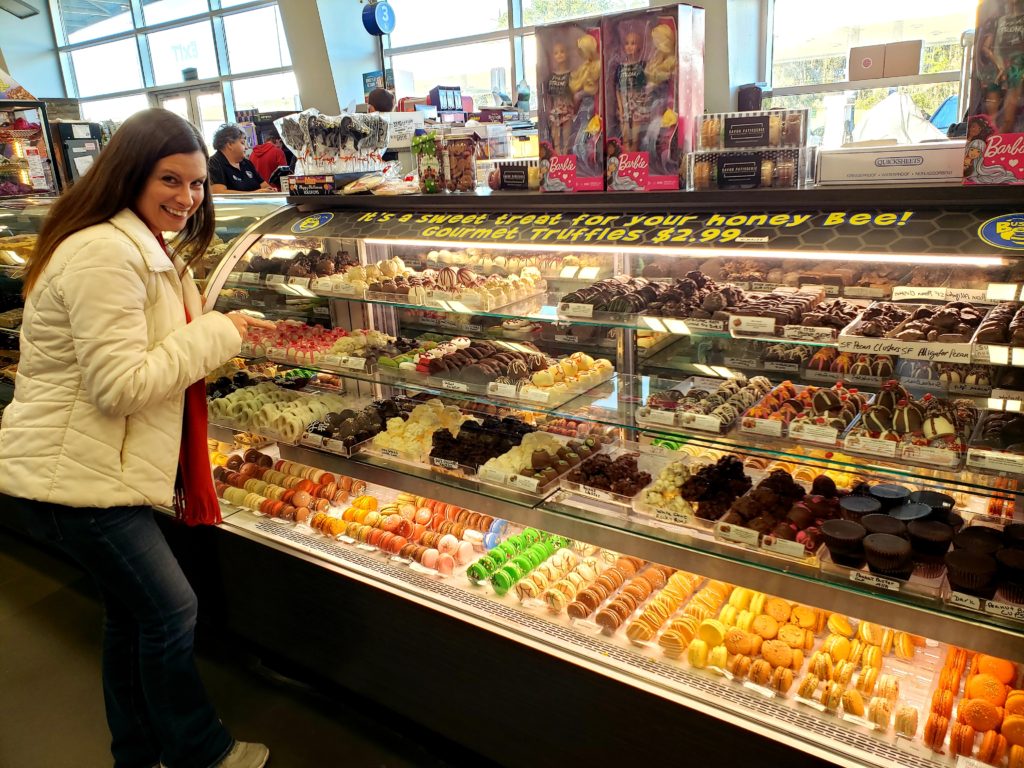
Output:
[
  {"xmin": 750, "ymin": 659, "xmax": 773, "ymax": 686},
  {"xmin": 880, "ymin": 628, "xmax": 894, "ymax": 656},
  {"xmin": 862, "ymin": 645, "xmax": 883, "ymax": 669},
  {"xmin": 848, "ymin": 639, "xmax": 865, "ymax": 666},
  {"xmin": 791, "ymin": 605, "xmax": 816, "ymax": 629},
  {"xmin": 1005, "ymin": 715, "xmax": 1024, "ymax": 748},
  {"xmin": 869, "ymin": 696, "xmax": 893, "ymax": 731},
  {"xmin": 820, "ymin": 681, "xmax": 843, "ymax": 712},
  {"xmin": 827, "ymin": 613, "xmax": 854, "ymax": 638},
  {"xmin": 765, "ymin": 597, "xmax": 792, "ymax": 623},
  {"xmin": 932, "ymin": 688, "xmax": 954, "ymax": 719},
  {"xmin": 771, "ymin": 665, "xmax": 794, "ymax": 694},
  {"xmin": 969, "ymin": 674, "xmax": 1010, "ymax": 707},
  {"xmin": 798, "ymin": 673, "xmax": 820, "ymax": 700},
  {"xmin": 824, "ymin": 634, "xmax": 852, "ymax": 662},
  {"xmin": 960, "ymin": 699, "xmax": 1002, "ymax": 733},
  {"xmin": 979, "ymin": 730, "xmax": 1008, "ymax": 765},
  {"xmin": 857, "ymin": 668, "xmax": 879, "ymax": 696},
  {"xmin": 842, "ymin": 688, "xmax": 865, "ymax": 717},
  {"xmin": 762, "ymin": 639, "xmax": 794, "ymax": 669},
  {"xmin": 925, "ymin": 714, "xmax": 950, "ymax": 752},
  {"xmin": 858, "ymin": 621, "xmax": 882, "ymax": 645},
  {"xmin": 1008, "ymin": 691, "xmax": 1024, "ymax": 718},
  {"xmin": 979, "ymin": 655, "xmax": 1018, "ymax": 685},
  {"xmin": 895, "ymin": 706, "xmax": 919, "ymax": 738},
  {"xmin": 724, "ymin": 628, "xmax": 755, "ymax": 656},
  {"xmin": 1009, "ymin": 744, "xmax": 1024, "ymax": 768},
  {"xmin": 790, "ymin": 649, "xmax": 805, "ymax": 672},
  {"xmin": 752, "ymin": 614, "xmax": 779, "ymax": 640},
  {"xmin": 778, "ymin": 623, "xmax": 807, "ymax": 649},
  {"xmin": 728, "ymin": 654, "xmax": 753, "ymax": 680},
  {"xmin": 833, "ymin": 660, "xmax": 856, "ymax": 686},
  {"xmin": 811, "ymin": 652, "xmax": 834, "ymax": 680},
  {"xmin": 894, "ymin": 631, "xmax": 915, "ymax": 661},
  {"xmin": 952, "ymin": 723, "xmax": 976, "ymax": 756}
]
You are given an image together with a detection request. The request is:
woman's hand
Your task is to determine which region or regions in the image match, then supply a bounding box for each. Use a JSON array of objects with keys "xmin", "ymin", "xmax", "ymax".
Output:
[{"xmin": 225, "ymin": 311, "xmax": 275, "ymax": 339}]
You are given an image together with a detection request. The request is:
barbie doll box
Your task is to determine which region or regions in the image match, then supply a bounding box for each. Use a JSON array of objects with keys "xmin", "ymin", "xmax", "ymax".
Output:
[
  {"xmin": 817, "ymin": 141, "xmax": 966, "ymax": 186},
  {"xmin": 537, "ymin": 20, "xmax": 605, "ymax": 192},
  {"xmin": 601, "ymin": 4, "xmax": 705, "ymax": 192},
  {"xmin": 962, "ymin": 0, "xmax": 1024, "ymax": 185}
]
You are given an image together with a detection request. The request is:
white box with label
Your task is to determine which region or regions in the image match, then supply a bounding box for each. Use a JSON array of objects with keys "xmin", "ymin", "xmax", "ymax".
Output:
[{"xmin": 816, "ymin": 141, "xmax": 966, "ymax": 186}]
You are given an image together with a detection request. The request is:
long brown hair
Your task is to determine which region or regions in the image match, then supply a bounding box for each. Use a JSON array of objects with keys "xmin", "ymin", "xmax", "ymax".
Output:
[{"xmin": 23, "ymin": 108, "xmax": 215, "ymax": 297}]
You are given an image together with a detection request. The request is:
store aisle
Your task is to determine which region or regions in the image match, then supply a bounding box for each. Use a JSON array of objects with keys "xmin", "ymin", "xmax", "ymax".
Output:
[{"xmin": 0, "ymin": 528, "xmax": 493, "ymax": 768}]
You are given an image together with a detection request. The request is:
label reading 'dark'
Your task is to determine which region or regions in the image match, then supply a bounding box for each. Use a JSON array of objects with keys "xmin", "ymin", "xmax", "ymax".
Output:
[{"xmin": 949, "ymin": 591, "xmax": 983, "ymax": 611}]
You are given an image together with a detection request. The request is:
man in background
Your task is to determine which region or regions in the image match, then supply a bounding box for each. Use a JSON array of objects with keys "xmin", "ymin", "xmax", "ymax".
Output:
[
  {"xmin": 249, "ymin": 128, "xmax": 287, "ymax": 190},
  {"xmin": 366, "ymin": 87, "xmax": 395, "ymax": 113}
]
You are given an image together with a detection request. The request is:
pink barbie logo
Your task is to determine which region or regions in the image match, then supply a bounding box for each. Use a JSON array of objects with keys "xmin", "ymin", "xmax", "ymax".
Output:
[
  {"xmin": 985, "ymin": 134, "xmax": 1024, "ymax": 180},
  {"xmin": 548, "ymin": 155, "xmax": 577, "ymax": 185},
  {"xmin": 617, "ymin": 151, "xmax": 649, "ymax": 188}
]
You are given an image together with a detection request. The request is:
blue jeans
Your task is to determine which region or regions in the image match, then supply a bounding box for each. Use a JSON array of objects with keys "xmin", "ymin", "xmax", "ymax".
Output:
[{"xmin": 12, "ymin": 498, "xmax": 233, "ymax": 768}]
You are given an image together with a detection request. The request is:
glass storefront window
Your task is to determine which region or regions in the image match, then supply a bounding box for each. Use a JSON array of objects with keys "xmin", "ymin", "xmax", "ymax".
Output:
[
  {"xmin": 70, "ymin": 39, "xmax": 144, "ymax": 97},
  {"xmin": 224, "ymin": 6, "xmax": 292, "ymax": 74},
  {"xmin": 772, "ymin": 0, "xmax": 975, "ymax": 88},
  {"xmin": 522, "ymin": 0, "xmax": 648, "ymax": 26},
  {"xmin": 386, "ymin": 0, "xmax": 507, "ymax": 48},
  {"xmin": 80, "ymin": 94, "xmax": 152, "ymax": 124},
  {"xmin": 58, "ymin": 0, "xmax": 133, "ymax": 45},
  {"xmin": 230, "ymin": 72, "xmax": 301, "ymax": 112},
  {"xmin": 390, "ymin": 39, "xmax": 512, "ymax": 107},
  {"xmin": 143, "ymin": 0, "xmax": 209, "ymax": 26},
  {"xmin": 148, "ymin": 21, "xmax": 219, "ymax": 86}
]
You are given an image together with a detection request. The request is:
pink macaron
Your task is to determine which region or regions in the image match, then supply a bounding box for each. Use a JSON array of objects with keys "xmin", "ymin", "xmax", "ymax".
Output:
[
  {"xmin": 421, "ymin": 548, "xmax": 439, "ymax": 569},
  {"xmin": 438, "ymin": 533, "xmax": 459, "ymax": 555},
  {"xmin": 436, "ymin": 553, "xmax": 455, "ymax": 575}
]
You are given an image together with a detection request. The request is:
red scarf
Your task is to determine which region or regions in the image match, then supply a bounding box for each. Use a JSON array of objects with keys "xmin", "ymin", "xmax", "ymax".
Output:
[{"xmin": 157, "ymin": 234, "xmax": 221, "ymax": 525}]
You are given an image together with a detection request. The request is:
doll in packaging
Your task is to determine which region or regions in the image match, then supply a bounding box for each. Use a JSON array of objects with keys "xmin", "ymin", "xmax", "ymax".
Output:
[{"xmin": 538, "ymin": 22, "xmax": 605, "ymax": 192}]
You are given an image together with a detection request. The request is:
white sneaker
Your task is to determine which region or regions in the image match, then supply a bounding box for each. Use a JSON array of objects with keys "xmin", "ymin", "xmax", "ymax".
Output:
[{"xmin": 214, "ymin": 741, "xmax": 270, "ymax": 768}]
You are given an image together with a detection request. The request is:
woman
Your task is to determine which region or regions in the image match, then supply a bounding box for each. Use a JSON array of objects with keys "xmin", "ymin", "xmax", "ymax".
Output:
[
  {"xmin": 0, "ymin": 108, "xmax": 272, "ymax": 768},
  {"xmin": 208, "ymin": 123, "xmax": 272, "ymax": 194}
]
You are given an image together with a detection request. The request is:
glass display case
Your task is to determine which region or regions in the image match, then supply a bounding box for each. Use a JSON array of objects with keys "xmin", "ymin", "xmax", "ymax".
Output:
[
  {"xmin": 198, "ymin": 188, "xmax": 1024, "ymax": 768},
  {"xmin": 1, "ymin": 100, "xmax": 59, "ymax": 196},
  {"xmin": 0, "ymin": 193, "xmax": 287, "ymax": 417}
]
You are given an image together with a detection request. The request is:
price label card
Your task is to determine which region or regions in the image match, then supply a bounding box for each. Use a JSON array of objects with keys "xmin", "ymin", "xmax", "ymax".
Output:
[
  {"xmin": 523, "ymin": 389, "xmax": 550, "ymax": 403},
  {"xmin": 300, "ymin": 433, "xmax": 324, "ymax": 449},
  {"xmin": 844, "ymin": 434, "xmax": 899, "ymax": 458},
  {"xmin": 577, "ymin": 484, "xmax": 618, "ymax": 503},
  {"xmin": 683, "ymin": 318, "xmax": 726, "ymax": 332},
  {"xmin": 442, "ymin": 379, "xmax": 469, "ymax": 393},
  {"xmin": 967, "ymin": 448, "xmax": 1024, "ymax": 475},
  {"xmin": 641, "ymin": 409, "xmax": 677, "ymax": 426},
  {"xmin": 287, "ymin": 277, "xmax": 310, "ymax": 288},
  {"xmin": 761, "ymin": 536, "xmax": 806, "ymax": 559},
  {"xmin": 654, "ymin": 507, "xmax": 693, "ymax": 527},
  {"xmin": 800, "ymin": 283, "xmax": 840, "ymax": 297},
  {"xmin": 850, "ymin": 570, "xmax": 900, "ymax": 592},
  {"xmin": 324, "ymin": 438, "xmax": 348, "ymax": 454},
  {"xmin": 901, "ymin": 444, "xmax": 959, "ymax": 468},
  {"xmin": 559, "ymin": 302, "xmax": 595, "ymax": 318},
  {"xmin": 730, "ymin": 315, "xmax": 776, "ymax": 336},
  {"xmin": 723, "ymin": 357, "xmax": 760, "ymax": 369},
  {"xmin": 380, "ymin": 448, "xmax": 400, "ymax": 458},
  {"xmin": 716, "ymin": 523, "xmax": 760, "ymax": 547},
  {"xmin": 750, "ymin": 282, "xmax": 783, "ymax": 292},
  {"xmin": 984, "ymin": 600, "xmax": 1024, "ymax": 621},
  {"xmin": 957, "ymin": 756, "xmax": 989, "ymax": 768},
  {"xmin": 338, "ymin": 535, "xmax": 357, "ymax": 544},
  {"xmin": 356, "ymin": 543, "xmax": 377, "ymax": 552},
  {"xmin": 789, "ymin": 421, "xmax": 838, "ymax": 445},
  {"xmin": 949, "ymin": 591, "xmax": 983, "ymax": 611},
  {"xmin": 508, "ymin": 474, "xmax": 541, "ymax": 492},
  {"xmin": 841, "ymin": 714, "xmax": 876, "ymax": 729},
  {"xmin": 743, "ymin": 681, "xmax": 777, "ymax": 699},
  {"xmin": 409, "ymin": 561, "xmax": 438, "ymax": 576},
  {"xmin": 266, "ymin": 274, "xmax": 287, "ymax": 285},
  {"xmin": 740, "ymin": 417, "xmax": 783, "ymax": 438},
  {"xmin": 390, "ymin": 556, "xmax": 413, "ymax": 565},
  {"xmin": 844, "ymin": 286, "xmax": 886, "ymax": 298},
  {"xmin": 571, "ymin": 618, "xmax": 603, "ymax": 633},
  {"xmin": 337, "ymin": 356, "xmax": 366, "ymax": 371},
  {"xmin": 762, "ymin": 360, "xmax": 800, "ymax": 373},
  {"xmin": 678, "ymin": 412, "xmax": 725, "ymax": 432},
  {"xmin": 320, "ymin": 355, "xmax": 343, "ymax": 369},
  {"xmin": 240, "ymin": 272, "xmax": 260, "ymax": 284},
  {"xmin": 311, "ymin": 277, "xmax": 332, "ymax": 292},
  {"xmin": 796, "ymin": 697, "xmax": 828, "ymax": 712},
  {"xmin": 431, "ymin": 457, "xmax": 460, "ymax": 471},
  {"xmin": 229, "ymin": 272, "xmax": 243, "ymax": 283},
  {"xmin": 334, "ymin": 283, "xmax": 358, "ymax": 295},
  {"xmin": 479, "ymin": 467, "xmax": 507, "ymax": 484},
  {"xmin": 554, "ymin": 334, "xmax": 579, "ymax": 344},
  {"xmin": 783, "ymin": 325, "xmax": 837, "ymax": 342},
  {"xmin": 488, "ymin": 382, "xmax": 520, "ymax": 399}
]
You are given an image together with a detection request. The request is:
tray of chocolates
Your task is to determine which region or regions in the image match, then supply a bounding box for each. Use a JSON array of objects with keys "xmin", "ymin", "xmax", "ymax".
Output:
[
  {"xmin": 635, "ymin": 375, "xmax": 773, "ymax": 433},
  {"xmin": 561, "ymin": 446, "xmax": 662, "ymax": 507},
  {"xmin": 740, "ymin": 381, "xmax": 870, "ymax": 446},
  {"xmin": 557, "ymin": 272, "xmax": 749, "ymax": 330},
  {"xmin": 972, "ymin": 301, "xmax": 1024, "ymax": 365},
  {"xmin": 966, "ymin": 411, "xmax": 1024, "ymax": 477},
  {"xmin": 356, "ymin": 263, "xmax": 546, "ymax": 312},
  {"xmin": 842, "ymin": 383, "xmax": 979, "ymax": 469},
  {"xmin": 727, "ymin": 290, "xmax": 862, "ymax": 340},
  {"xmin": 838, "ymin": 301, "xmax": 987, "ymax": 364},
  {"xmin": 476, "ymin": 433, "xmax": 609, "ymax": 496},
  {"xmin": 942, "ymin": 522, "xmax": 1024, "ymax": 621},
  {"xmin": 895, "ymin": 360, "xmax": 994, "ymax": 397},
  {"xmin": 804, "ymin": 350, "xmax": 895, "ymax": 388}
]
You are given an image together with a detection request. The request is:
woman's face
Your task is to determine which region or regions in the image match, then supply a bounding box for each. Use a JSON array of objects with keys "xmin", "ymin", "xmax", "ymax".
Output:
[
  {"xmin": 222, "ymin": 136, "xmax": 247, "ymax": 164},
  {"xmin": 135, "ymin": 151, "xmax": 206, "ymax": 236}
]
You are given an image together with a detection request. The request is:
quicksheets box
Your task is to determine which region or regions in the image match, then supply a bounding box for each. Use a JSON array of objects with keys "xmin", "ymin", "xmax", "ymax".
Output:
[{"xmin": 816, "ymin": 141, "xmax": 966, "ymax": 186}]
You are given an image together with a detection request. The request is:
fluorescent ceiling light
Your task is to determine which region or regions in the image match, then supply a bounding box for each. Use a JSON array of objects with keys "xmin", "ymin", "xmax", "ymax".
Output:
[{"xmin": 0, "ymin": 0, "xmax": 38, "ymax": 19}]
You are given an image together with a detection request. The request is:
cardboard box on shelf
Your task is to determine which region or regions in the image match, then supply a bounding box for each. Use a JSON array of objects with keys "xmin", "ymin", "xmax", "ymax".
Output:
[
  {"xmin": 848, "ymin": 44, "xmax": 886, "ymax": 81},
  {"xmin": 816, "ymin": 141, "xmax": 966, "ymax": 186},
  {"xmin": 882, "ymin": 40, "xmax": 922, "ymax": 77}
]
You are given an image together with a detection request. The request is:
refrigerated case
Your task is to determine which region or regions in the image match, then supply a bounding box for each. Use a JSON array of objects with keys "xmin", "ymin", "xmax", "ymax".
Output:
[
  {"xmin": 49, "ymin": 120, "xmax": 104, "ymax": 188},
  {"xmin": 0, "ymin": 100, "xmax": 58, "ymax": 196},
  {"xmin": 186, "ymin": 186, "xmax": 1024, "ymax": 768}
]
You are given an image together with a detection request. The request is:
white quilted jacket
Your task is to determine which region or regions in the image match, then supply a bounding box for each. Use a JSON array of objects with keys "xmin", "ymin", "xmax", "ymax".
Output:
[{"xmin": 0, "ymin": 209, "xmax": 241, "ymax": 508}]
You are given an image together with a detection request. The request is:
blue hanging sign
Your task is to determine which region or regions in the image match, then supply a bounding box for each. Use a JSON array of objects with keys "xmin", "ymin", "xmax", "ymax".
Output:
[{"xmin": 362, "ymin": 1, "xmax": 396, "ymax": 36}]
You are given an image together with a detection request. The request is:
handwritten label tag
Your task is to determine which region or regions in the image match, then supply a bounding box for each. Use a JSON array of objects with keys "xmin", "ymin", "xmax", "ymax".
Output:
[
  {"xmin": 800, "ymin": 283, "xmax": 840, "ymax": 296},
  {"xmin": 312, "ymin": 277, "xmax": 332, "ymax": 292},
  {"xmin": 431, "ymin": 457, "xmax": 460, "ymax": 471},
  {"xmin": 901, "ymin": 443, "xmax": 959, "ymax": 467},
  {"xmin": 488, "ymin": 382, "xmax": 520, "ymax": 399},
  {"xmin": 957, "ymin": 756, "xmax": 989, "ymax": 768},
  {"xmin": 554, "ymin": 334, "xmax": 578, "ymax": 344},
  {"xmin": 891, "ymin": 286, "xmax": 989, "ymax": 303},
  {"xmin": 723, "ymin": 357, "xmax": 760, "ymax": 369},
  {"xmin": 949, "ymin": 591, "xmax": 983, "ymax": 611},
  {"xmin": 240, "ymin": 272, "xmax": 260, "ymax": 284},
  {"xmin": 741, "ymin": 417, "xmax": 783, "ymax": 438},
  {"xmin": 229, "ymin": 272, "xmax": 243, "ymax": 283},
  {"xmin": 750, "ymin": 282, "xmax": 784, "ymax": 292},
  {"xmin": 716, "ymin": 523, "xmax": 760, "ymax": 547},
  {"xmin": 743, "ymin": 681, "xmax": 777, "ymax": 699},
  {"xmin": 577, "ymin": 484, "xmax": 620, "ymax": 504},
  {"xmin": 336, "ymin": 356, "xmax": 366, "ymax": 371},
  {"xmin": 844, "ymin": 434, "xmax": 899, "ymax": 458},
  {"xmin": 984, "ymin": 600, "xmax": 1024, "ymax": 622},
  {"xmin": 783, "ymin": 325, "xmax": 837, "ymax": 342},
  {"xmin": 523, "ymin": 389, "xmax": 550, "ymax": 403},
  {"xmin": 641, "ymin": 409, "xmax": 677, "ymax": 426},
  {"xmin": 797, "ymin": 697, "xmax": 828, "ymax": 712},
  {"xmin": 287, "ymin": 277, "xmax": 310, "ymax": 288},
  {"xmin": 380, "ymin": 448, "xmax": 400, "ymax": 458},
  {"xmin": 844, "ymin": 286, "xmax": 886, "ymax": 298},
  {"xmin": 850, "ymin": 570, "xmax": 900, "ymax": 592},
  {"xmin": 730, "ymin": 315, "xmax": 776, "ymax": 336},
  {"xmin": 559, "ymin": 302, "xmax": 594, "ymax": 318},
  {"xmin": 324, "ymin": 438, "xmax": 348, "ymax": 454},
  {"xmin": 338, "ymin": 535, "xmax": 357, "ymax": 544},
  {"xmin": 266, "ymin": 274, "xmax": 286, "ymax": 285},
  {"xmin": 390, "ymin": 556, "xmax": 412, "ymax": 565},
  {"xmin": 762, "ymin": 360, "xmax": 800, "ymax": 373},
  {"xmin": 442, "ymin": 379, "xmax": 469, "ymax": 392},
  {"xmin": 967, "ymin": 448, "xmax": 1024, "ymax": 475},
  {"xmin": 683, "ymin": 318, "xmax": 726, "ymax": 332},
  {"xmin": 678, "ymin": 412, "xmax": 726, "ymax": 432},
  {"xmin": 654, "ymin": 507, "xmax": 694, "ymax": 527},
  {"xmin": 761, "ymin": 536, "xmax": 807, "ymax": 559},
  {"xmin": 571, "ymin": 618, "xmax": 603, "ymax": 633}
]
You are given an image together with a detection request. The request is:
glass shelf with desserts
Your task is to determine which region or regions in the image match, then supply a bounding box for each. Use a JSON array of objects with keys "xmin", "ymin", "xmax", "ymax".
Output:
[{"xmin": 200, "ymin": 191, "xmax": 1024, "ymax": 668}]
